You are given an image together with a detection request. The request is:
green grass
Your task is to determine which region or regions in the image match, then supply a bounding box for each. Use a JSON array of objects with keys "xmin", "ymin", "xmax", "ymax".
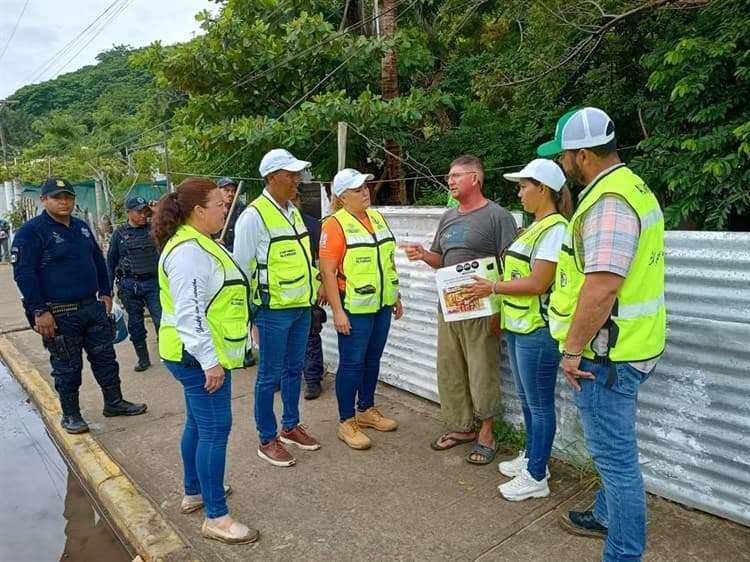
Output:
[{"xmin": 492, "ymin": 418, "xmax": 526, "ymax": 451}]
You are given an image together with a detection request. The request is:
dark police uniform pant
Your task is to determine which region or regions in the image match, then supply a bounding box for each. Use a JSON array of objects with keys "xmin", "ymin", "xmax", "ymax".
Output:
[
  {"xmin": 45, "ymin": 300, "xmax": 120, "ymax": 397},
  {"xmin": 304, "ymin": 329, "xmax": 324, "ymax": 384},
  {"xmin": 119, "ymin": 276, "xmax": 162, "ymax": 343}
]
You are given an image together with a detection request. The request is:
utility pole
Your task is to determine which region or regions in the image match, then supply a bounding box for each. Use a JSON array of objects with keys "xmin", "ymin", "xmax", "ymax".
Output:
[
  {"xmin": 0, "ymin": 99, "xmax": 20, "ymax": 172},
  {"xmin": 163, "ymin": 125, "xmax": 173, "ymax": 192}
]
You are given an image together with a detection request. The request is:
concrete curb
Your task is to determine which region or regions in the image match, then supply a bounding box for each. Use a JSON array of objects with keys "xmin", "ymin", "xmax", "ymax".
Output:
[{"xmin": 0, "ymin": 335, "xmax": 195, "ymax": 562}]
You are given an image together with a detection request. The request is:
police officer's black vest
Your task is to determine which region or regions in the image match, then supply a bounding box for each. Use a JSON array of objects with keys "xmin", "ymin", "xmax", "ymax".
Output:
[{"xmin": 117, "ymin": 225, "xmax": 159, "ymax": 276}]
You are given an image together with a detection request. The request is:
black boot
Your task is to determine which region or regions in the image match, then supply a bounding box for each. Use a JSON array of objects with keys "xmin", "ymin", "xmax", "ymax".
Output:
[
  {"xmin": 59, "ymin": 394, "xmax": 89, "ymax": 434},
  {"xmin": 133, "ymin": 341, "xmax": 151, "ymax": 372},
  {"xmin": 102, "ymin": 385, "xmax": 147, "ymax": 417},
  {"xmin": 243, "ymin": 349, "xmax": 256, "ymax": 368}
]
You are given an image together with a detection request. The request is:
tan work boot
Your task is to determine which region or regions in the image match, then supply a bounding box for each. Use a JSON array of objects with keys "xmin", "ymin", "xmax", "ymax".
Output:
[
  {"xmin": 337, "ymin": 418, "xmax": 372, "ymax": 450},
  {"xmin": 356, "ymin": 407, "xmax": 398, "ymax": 432}
]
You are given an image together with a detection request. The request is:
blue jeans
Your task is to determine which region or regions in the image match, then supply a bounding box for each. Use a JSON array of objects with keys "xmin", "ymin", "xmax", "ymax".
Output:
[
  {"xmin": 254, "ymin": 306, "xmax": 311, "ymax": 443},
  {"xmin": 335, "ymin": 306, "xmax": 392, "ymax": 421},
  {"xmin": 119, "ymin": 277, "xmax": 162, "ymax": 343},
  {"xmin": 45, "ymin": 300, "xmax": 120, "ymax": 397},
  {"xmin": 505, "ymin": 328, "xmax": 560, "ymax": 481},
  {"xmin": 573, "ymin": 359, "xmax": 653, "ymax": 562},
  {"xmin": 164, "ymin": 356, "xmax": 232, "ymax": 519}
]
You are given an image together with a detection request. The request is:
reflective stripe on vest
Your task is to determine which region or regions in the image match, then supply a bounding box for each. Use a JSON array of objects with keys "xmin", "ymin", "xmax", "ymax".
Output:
[
  {"xmin": 158, "ymin": 225, "xmax": 249, "ymax": 369},
  {"xmin": 501, "ymin": 213, "xmax": 568, "ymax": 334},
  {"xmin": 250, "ymin": 195, "xmax": 319, "ymax": 309},
  {"xmin": 548, "ymin": 165, "xmax": 666, "ymax": 362},
  {"xmin": 332, "ymin": 208, "xmax": 399, "ymax": 313}
]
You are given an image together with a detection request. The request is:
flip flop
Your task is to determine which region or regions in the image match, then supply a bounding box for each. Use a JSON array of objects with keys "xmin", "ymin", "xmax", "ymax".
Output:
[
  {"xmin": 430, "ymin": 433, "xmax": 477, "ymax": 451},
  {"xmin": 466, "ymin": 443, "xmax": 498, "ymax": 465}
]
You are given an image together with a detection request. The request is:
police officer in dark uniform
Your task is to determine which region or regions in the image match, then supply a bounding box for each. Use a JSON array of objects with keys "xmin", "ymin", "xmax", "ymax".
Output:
[
  {"xmin": 107, "ymin": 196, "xmax": 162, "ymax": 371},
  {"xmin": 11, "ymin": 178, "xmax": 147, "ymax": 434},
  {"xmin": 214, "ymin": 177, "xmax": 245, "ymax": 252},
  {"xmin": 291, "ymin": 192, "xmax": 326, "ymax": 400}
]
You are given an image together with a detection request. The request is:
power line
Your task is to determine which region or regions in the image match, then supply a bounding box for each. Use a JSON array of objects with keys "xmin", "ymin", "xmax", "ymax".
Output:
[
  {"xmin": 46, "ymin": 0, "xmax": 135, "ymax": 79},
  {"xmin": 20, "ymin": 0, "xmax": 131, "ymax": 87},
  {"xmin": 0, "ymin": 0, "xmax": 30, "ymax": 65}
]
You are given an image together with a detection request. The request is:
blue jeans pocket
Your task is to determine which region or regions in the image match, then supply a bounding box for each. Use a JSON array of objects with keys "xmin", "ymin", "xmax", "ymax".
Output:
[{"xmin": 608, "ymin": 363, "xmax": 644, "ymax": 399}]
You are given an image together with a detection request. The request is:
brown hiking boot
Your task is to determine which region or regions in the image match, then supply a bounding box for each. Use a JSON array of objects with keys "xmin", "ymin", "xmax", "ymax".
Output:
[
  {"xmin": 356, "ymin": 407, "xmax": 398, "ymax": 432},
  {"xmin": 257, "ymin": 438, "xmax": 296, "ymax": 467},
  {"xmin": 279, "ymin": 424, "xmax": 321, "ymax": 451},
  {"xmin": 337, "ymin": 418, "xmax": 372, "ymax": 450}
]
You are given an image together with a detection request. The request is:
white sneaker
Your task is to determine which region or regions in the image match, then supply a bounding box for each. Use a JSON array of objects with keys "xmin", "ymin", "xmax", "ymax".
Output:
[
  {"xmin": 498, "ymin": 450, "xmax": 527, "ymax": 477},
  {"xmin": 498, "ymin": 450, "xmax": 551, "ymax": 479},
  {"xmin": 498, "ymin": 469, "xmax": 550, "ymax": 501}
]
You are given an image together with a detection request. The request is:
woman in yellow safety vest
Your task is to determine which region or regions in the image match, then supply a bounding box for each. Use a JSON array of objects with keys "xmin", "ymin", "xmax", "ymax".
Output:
[
  {"xmin": 319, "ymin": 168, "xmax": 403, "ymax": 450},
  {"xmin": 151, "ymin": 178, "xmax": 256, "ymax": 545},
  {"xmin": 462, "ymin": 159, "xmax": 573, "ymax": 502}
]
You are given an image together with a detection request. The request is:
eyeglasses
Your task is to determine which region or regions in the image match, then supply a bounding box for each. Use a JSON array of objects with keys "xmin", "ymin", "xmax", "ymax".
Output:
[{"xmin": 446, "ymin": 171, "xmax": 477, "ymax": 181}]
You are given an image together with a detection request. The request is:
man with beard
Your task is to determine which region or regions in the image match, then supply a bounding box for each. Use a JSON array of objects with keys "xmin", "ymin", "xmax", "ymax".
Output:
[{"xmin": 538, "ymin": 108, "xmax": 666, "ymax": 561}]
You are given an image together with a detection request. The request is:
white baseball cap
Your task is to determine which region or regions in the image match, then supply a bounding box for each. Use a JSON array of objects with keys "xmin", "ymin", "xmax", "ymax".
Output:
[
  {"xmin": 537, "ymin": 107, "xmax": 615, "ymax": 156},
  {"xmin": 259, "ymin": 148, "xmax": 311, "ymax": 177},
  {"xmin": 503, "ymin": 158, "xmax": 567, "ymax": 192},
  {"xmin": 332, "ymin": 168, "xmax": 374, "ymax": 197}
]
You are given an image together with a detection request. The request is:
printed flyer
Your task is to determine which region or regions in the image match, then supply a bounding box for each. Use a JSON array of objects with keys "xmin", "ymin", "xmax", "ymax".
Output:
[{"xmin": 436, "ymin": 256, "xmax": 502, "ymax": 322}]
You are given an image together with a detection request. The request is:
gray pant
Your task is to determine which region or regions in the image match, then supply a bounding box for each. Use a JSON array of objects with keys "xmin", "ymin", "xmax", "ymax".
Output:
[{"xmin": 0, "ymin": 237, "xmax": 9, "ymax": 261}]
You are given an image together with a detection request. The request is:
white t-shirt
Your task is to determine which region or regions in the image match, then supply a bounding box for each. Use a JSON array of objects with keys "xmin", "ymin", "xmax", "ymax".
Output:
[{"xmin": 528, "ymin": 222, "xmax": 566, "ymax": 266}]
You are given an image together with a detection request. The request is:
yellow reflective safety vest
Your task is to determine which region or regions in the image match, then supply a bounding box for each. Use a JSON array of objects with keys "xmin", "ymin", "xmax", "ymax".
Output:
[
  {"xmin": 501, "ymin": 213, "xmax": 568, "ymax": 334},
  {"xmin": 549, "ymin": 165, "xmax": 666, "ymax": 362},
  {"xmin": 249, "ymin": 194, "xmax": 319, "ymax": 309},
  {"xmin": 331, "ymin": 208, "xmax": 399, "ymax": 313},
  {"xmin": 158, "ymin": 225, "xmax": 249, "ymax": 369}
]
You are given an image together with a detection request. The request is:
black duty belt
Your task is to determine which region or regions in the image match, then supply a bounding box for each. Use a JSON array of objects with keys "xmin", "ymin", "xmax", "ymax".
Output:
[{"xmin": 47, "ymin": 296, "xmax": 98, "ymax": 315}]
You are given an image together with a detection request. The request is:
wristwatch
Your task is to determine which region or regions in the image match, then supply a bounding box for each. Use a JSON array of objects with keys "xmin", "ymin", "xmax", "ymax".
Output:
[{"xmin": 33, "ymin": 308, "xmax": 49, "ymax": 318}]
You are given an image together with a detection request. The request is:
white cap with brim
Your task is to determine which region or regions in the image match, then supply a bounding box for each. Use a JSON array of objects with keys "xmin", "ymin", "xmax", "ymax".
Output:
[
  {"xmin": 332, "ymin": 168, "xmax": 374, "ymax": 197},
  {"xmin": 503, "ymin": 158, "xmax": 567, "ymax": 192},
  {"xmin": 259, "ymin": 148, "xmax": 311, "ymax": 177}
]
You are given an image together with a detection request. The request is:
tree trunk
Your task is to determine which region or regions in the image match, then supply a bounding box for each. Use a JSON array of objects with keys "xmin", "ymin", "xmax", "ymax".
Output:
[{"xmin": 380, "ymin": 0, "xmax": 407, "ymax": 205}]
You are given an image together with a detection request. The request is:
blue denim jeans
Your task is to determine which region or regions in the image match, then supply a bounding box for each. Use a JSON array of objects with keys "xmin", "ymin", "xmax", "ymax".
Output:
[
  {"xmin": 505, "ymin": 328, "xmax": 560, "ymax": 481},
  {"xmin": 335, "ymin": 306, "xmax": 392, "ymax": 421},
  {"xmin": 164, "ymin": 356, "xmax": 232, "ymax": 519},
  {"xmin": 46, "ymin": 300, "xmax": 120, "ymax": 397},
  {"xmin": 573, "ymin": 358, "xmax": 653, "ymax": 562},
  {"xmin": 119, "ymin": 277, "xmax": 162, "ymax": 343},
  {"xmin": 254, "ymin": 306, "xmax": 311, "ymax": 443}
]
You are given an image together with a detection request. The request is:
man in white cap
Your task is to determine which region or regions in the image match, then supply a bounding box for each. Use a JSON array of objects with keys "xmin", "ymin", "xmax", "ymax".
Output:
[
  {"xmin": 539, "ymin": 108, "xmax": 666, "ymax": 560},
  {"xmin": 233, "ymin": 149, "xmax": 322, "ymax": 467}
]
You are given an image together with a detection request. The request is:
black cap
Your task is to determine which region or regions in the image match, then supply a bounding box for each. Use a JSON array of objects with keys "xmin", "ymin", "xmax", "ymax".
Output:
[
  {"xmin": 125, "ymin": 196, "xmax": 149, "ymax": 210},
  {"xmin": 41, "ymin": 177, "xmax": 75, "ymax": 197},
  {"xmin": 217, "ymin": 177, "xmax": 237, "ymax": 189}
]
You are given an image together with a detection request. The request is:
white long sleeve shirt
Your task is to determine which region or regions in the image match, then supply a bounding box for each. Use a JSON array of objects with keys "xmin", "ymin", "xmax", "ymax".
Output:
[{"xmin": 162, "ymin": 241, "xmax": 224, "ymax": 370}]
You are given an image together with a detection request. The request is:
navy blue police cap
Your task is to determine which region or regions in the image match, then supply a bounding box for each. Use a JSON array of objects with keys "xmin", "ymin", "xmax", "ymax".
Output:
[
  {"xmin": 41, "ymin": 177, "xmax": 76, "ymax": 197},
  {"xmin": 125, "ymin": 196, "xmax": 149, "ymax": 210}
]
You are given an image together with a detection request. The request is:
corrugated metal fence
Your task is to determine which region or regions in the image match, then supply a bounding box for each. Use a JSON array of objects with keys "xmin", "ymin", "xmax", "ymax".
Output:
[{"xmin": 321, "ymin": 207, "xmax": 750, "ymax": 527}]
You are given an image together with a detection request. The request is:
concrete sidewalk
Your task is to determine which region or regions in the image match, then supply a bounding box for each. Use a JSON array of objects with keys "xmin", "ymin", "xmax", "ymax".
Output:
[{"xmin": 0, "ymin": 262, "xmax": 747, "ymax": 562}]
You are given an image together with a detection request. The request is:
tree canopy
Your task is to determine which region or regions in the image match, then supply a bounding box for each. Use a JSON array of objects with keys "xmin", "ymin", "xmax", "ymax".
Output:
[{"xmin": 2, "ymin": 0, "xmax": 748, "ymax": 230}]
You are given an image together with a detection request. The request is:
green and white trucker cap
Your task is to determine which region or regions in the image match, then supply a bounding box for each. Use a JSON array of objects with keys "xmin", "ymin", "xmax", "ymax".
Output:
[{"xmin": 537, "ymin": 107, "xmax": 615, "ymax": 157}]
